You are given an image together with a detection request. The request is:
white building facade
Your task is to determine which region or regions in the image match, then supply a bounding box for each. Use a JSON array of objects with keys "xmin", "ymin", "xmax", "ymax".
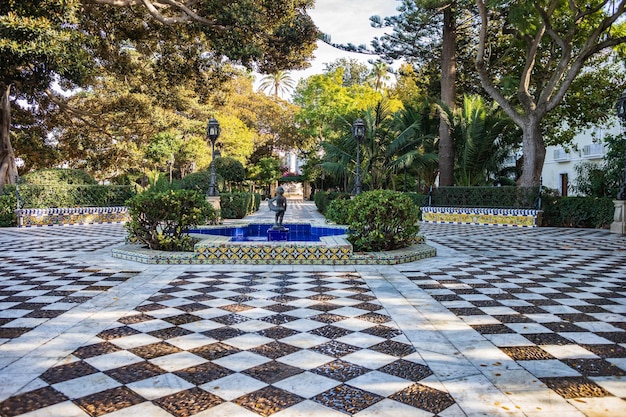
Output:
[{"xmin": 541, "ymin": 122, "xmax": 619, "ymax": 196}]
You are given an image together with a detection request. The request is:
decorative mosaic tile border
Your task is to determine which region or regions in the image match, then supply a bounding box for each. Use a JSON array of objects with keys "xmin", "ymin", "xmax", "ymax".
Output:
[
  {"xmin": 112, "ymin": 232, "xmax": 436, "ymax": 265},
  {"xmin": 16, "ymin": 207, "xmax": 129, "ymax": 227},
  {"xmin": 422, "ymin": 206, "xmax": 542, "ymax": 228}
]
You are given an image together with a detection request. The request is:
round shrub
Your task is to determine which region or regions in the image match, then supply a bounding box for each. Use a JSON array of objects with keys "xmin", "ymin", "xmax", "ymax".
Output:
[
  {"xmin": 126, "ymin": 189, "xmax": 217, "ymax": 251},
  {"xmin": 347, "ymin": 190, "xmax": 420, "ymax": 252},
  {"xmin": 178, "ymin": 170, "xmax": 224, "ymax": 194},
  {"xmin": 326, "ymin": 198, "xmax": 352, "ymax": 225}
]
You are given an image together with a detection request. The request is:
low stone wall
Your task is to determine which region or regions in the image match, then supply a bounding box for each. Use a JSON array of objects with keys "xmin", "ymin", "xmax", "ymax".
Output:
[
  {"xmin": 422, "ymin": 207, "xmax": 542, "ymax": 227},
  {"xmin": 16, "ymin": 207, "xmax": 129, "ymax": 227}
]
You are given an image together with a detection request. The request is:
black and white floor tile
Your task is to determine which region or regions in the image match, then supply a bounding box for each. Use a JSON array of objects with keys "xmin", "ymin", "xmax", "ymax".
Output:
[{"xmin": 0, "ymin": 213, "xmax": 625, "ymax": 416}]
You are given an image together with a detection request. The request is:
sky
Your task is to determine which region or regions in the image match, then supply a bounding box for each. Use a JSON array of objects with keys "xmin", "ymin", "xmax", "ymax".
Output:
[{"xmin": 258, "ymin": 0, "xmax": 400, "ymax": 89}]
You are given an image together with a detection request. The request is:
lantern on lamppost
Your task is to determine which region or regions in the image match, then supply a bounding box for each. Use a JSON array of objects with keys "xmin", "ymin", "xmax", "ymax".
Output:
[
  {"xmin": 615, "ymin": 90, "xmax": 626, "ymax": 200},
  {"xmin": 206, "ymin": 118, "xmax": 220, "ymax": 197},
  {"xmin": 352, "ymin": 118, "xmax": 366, "ymax": 195}
]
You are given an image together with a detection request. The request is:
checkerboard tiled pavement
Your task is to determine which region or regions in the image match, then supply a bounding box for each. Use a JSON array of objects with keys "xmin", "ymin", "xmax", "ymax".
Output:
[{"xmin": 0, "ymin": 202, "xmax": 625, "ymax": 416}]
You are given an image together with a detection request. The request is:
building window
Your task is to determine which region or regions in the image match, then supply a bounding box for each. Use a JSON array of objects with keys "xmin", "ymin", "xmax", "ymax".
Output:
[{"xmin": 553, "ymin": 148, "xmax": 570, "ymax": 162}]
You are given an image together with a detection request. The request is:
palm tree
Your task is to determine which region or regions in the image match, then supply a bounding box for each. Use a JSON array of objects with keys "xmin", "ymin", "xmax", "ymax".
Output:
[
  {"xmin": 387, "ymin": 100, "xmax": 439, "ymax": 190},
  {"xmin": 444, "ymin": 95, "xmax": 519, "ymax": 186},
  {"xmin": 320, "ymin": 98, "xmax": 440, "ymax": 193},
  {"xmin": 368, "ymin": 61, "xmax": 391, "ymax": 91},
  {"xmin": 258, "ymin": 71, "xmax": 296, "ymax": 98}
]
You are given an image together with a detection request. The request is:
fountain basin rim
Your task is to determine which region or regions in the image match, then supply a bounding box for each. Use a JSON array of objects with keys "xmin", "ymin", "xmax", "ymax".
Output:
[
  {"xmin": 111, "ymin": 221, "xmax": 437, "ymax": 265},
  {"xmin": 189, "ymin": 222, "xmax": 348, "ymax": 242}
]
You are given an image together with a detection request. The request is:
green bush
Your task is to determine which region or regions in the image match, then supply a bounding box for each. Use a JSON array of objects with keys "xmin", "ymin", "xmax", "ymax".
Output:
[
  {"xmin": 404, "ymin": 192, "xmax": 428, "ymax": 219},
  {"xmin": 0, "ymin": 187, "xmax": 17, "ymax": 227},
  {"xmin": 22, "ymin": 169, "xmax": 97, "ymax": 185},
  {"xmin": 126, "ymin": 189, "xmax": 216, "ymax": 251},
  {"xmin": 542, "ymin": 196, "xmax": 614, "ymax": 228},
  {"xmin": 347, "ymin": 190, "xmax": 420, "ymax": 252},
  {"xmin": 326, "ymin": 198, "xmax": 352, "ymax": 225},
  {"xmin": 314, "ymin": 191, "xmax": 351, "ymax": 214},
  {"xmin": 177, "ymin": 170, "xmax": 224, "ymax": 193},
  {"xmin": 220, "ymin": 192, "xmax": 259, "ymax": 219}
]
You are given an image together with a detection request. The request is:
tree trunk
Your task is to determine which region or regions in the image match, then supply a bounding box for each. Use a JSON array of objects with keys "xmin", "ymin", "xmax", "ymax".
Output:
[
  {"xmin": 438, "ymin": 4, "xmax": 456, "ymax": 186},
  {"xmin": 0, "ymin": 84, "xmax": 17, "ymax": 194},
  {"xmin": 517, "ymin": 117, "xmax": 545, "ymax": 187}
]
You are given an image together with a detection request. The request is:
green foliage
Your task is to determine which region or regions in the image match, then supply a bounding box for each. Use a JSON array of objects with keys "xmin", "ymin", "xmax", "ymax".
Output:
[
  {"xmin": 145, "ymin": 131, "xmax": 181, "ymax": 168},
  {"xmin": 572, "ymin": 161, "xmax": 616, "ymax": 198},
  {"xmin": 573, "ymin": 134, "xmax": 625, "ymax": 198},
  {"xmin": 448, "ymin": 95, "xmax": 519, "ymax": 186},
  {"xmin": 431, "ymin": 186, "xmax": 540, "ymax": 209},
  {"xmin": 215, "ymin": 157, "xmax": 246, "ymax": 188},
  {"xmin": 541, "ymin": 196, "xmax": 614, "ymax": 229},
  {"xmin": 0, "ymin": 0, "xmax": 94, "ymax": 93},
  {"xmin": 313, "ymin": 191, "xmax": 351, "ymax": 215},
  {"xmin": 219, "ymin": 192, "xmax": 260, "ymax": 219},
  {"xmin": 248, "ymin": 157, "xmax": 281, "ymax": 196},
  {"xmin": 325, "ymin": 198, "xmax": 352, "ymax": 225},
  {"xmin": 126, "ymin": 189, "xmax": 216, "ymax": 251},
  {"xmin": 0, "ymin": 186, "xmax": 17, "ymax": 226},
  {"xmin": 21, "ymin": 169, "xmax": 97, "ymax": 185},
  {"xmin": 346, "ymin": 190, "xmax": 420, "ymax": 252},
  {"xmin": 177, "ymin": 170, "xmax": 222, "ymax": 194}
]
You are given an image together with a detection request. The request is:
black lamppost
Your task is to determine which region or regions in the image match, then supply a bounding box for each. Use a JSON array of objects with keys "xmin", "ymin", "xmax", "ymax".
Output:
[
  {"xmin": 616, "ymin": 90, "xmax": 626, "ymax": 200},
  {"xmin": 206, "ymin": 118, "xmax": 221, "ymax": 197},
  {"xmin": 352, "ymin": 118, "xmax": 366, "ymax": 195}
]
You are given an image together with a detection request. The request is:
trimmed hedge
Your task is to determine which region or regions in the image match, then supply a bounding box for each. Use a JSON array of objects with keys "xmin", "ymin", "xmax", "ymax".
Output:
[
  {"xmin": 12, "ymin": 184, "xmax": 137, "ymax": 208},
  {"xmin": 430, "ymin": 186, "xmax": 540, "ymax": 209},
  {"xmin": 542, "ymin": 196, "xmax": 614, "ymax": 229},
  {"xmin": 220, "ymin": 192, "xmax": 261, "ymax": 219}
]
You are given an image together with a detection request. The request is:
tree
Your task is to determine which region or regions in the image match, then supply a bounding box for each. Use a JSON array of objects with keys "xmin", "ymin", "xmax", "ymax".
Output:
[
  {"xmin": 293, "ymin": 69, "xmax": 391, "ymax": 148},
  {"xmin": 373, "ymin": 0, "xmax": 466, "ymax": 186},
  {"xmin": 259, "ymin": 71, "xmax": 296, "ymax": 98},
  {"xmin": 387, "ymin": 100, "xmax": 440, "ymax": 190},
  {"xmin": 215, "ymin": 156, "xmax": 246, "ymax": 192},
  {"xmin": 323, "ymin": 58, "xmax": 370, "ymax": 87},
  {"xmin": 0, "ymin": 0, "xmax": 92, "ymax": 193},
  {"xmin": 446, "ymin": 95, "xmax": 518, "ymax": 185},
  {"xmin": 573, "ymin": 132, "xmax": 625, "ymax": 197},
  {"xmin": 475, "ymin": 0, "xmax": 626, "ymax": 186},
  {"xmin": 248, "ymin": 156, "xmax": 281, "ymax": 196},
  {"xmin": 369, "ymin": 60, "xmax": 391, "ymax": 91},
  {"xmin": 0, "ymin": 0, "xmax": 319, "ymax": 191},
  {"xmin": 223, "ymin": 75, "xmax": 303, "ymax": 162}
]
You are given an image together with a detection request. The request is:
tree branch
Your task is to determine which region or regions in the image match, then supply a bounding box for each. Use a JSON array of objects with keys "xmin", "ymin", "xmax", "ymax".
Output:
[
  {"xmin": 85, "ymin": 0, "xmax": 225, "ymax": 28},
  {"xmin": 545, "ymin": 0, "xmax": 626, "ymax": 112},
  {"xmin": 475, "ymin": 0, "xmax": 524, "ymax": 125}
]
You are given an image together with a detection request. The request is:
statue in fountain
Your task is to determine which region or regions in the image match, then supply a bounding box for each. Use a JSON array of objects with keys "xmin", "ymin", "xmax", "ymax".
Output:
[{"xmin": 268, "ymin": 186, "xmax": 287, "ymax": 229}]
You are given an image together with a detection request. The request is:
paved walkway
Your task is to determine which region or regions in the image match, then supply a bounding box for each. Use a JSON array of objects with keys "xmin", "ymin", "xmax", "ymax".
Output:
[{"xmin": 0, "ymin": 200, "xmax": 625, "ymax": 417}]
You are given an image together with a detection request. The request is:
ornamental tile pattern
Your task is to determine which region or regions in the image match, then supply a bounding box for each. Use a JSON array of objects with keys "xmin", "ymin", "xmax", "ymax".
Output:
[
  {"xmin": 422, "ymin": 206, "xmax": 542, "ymax": 227},
  {"xmin": 16, "ymin": 207, "xmax": 129, "ymax": 227}
]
